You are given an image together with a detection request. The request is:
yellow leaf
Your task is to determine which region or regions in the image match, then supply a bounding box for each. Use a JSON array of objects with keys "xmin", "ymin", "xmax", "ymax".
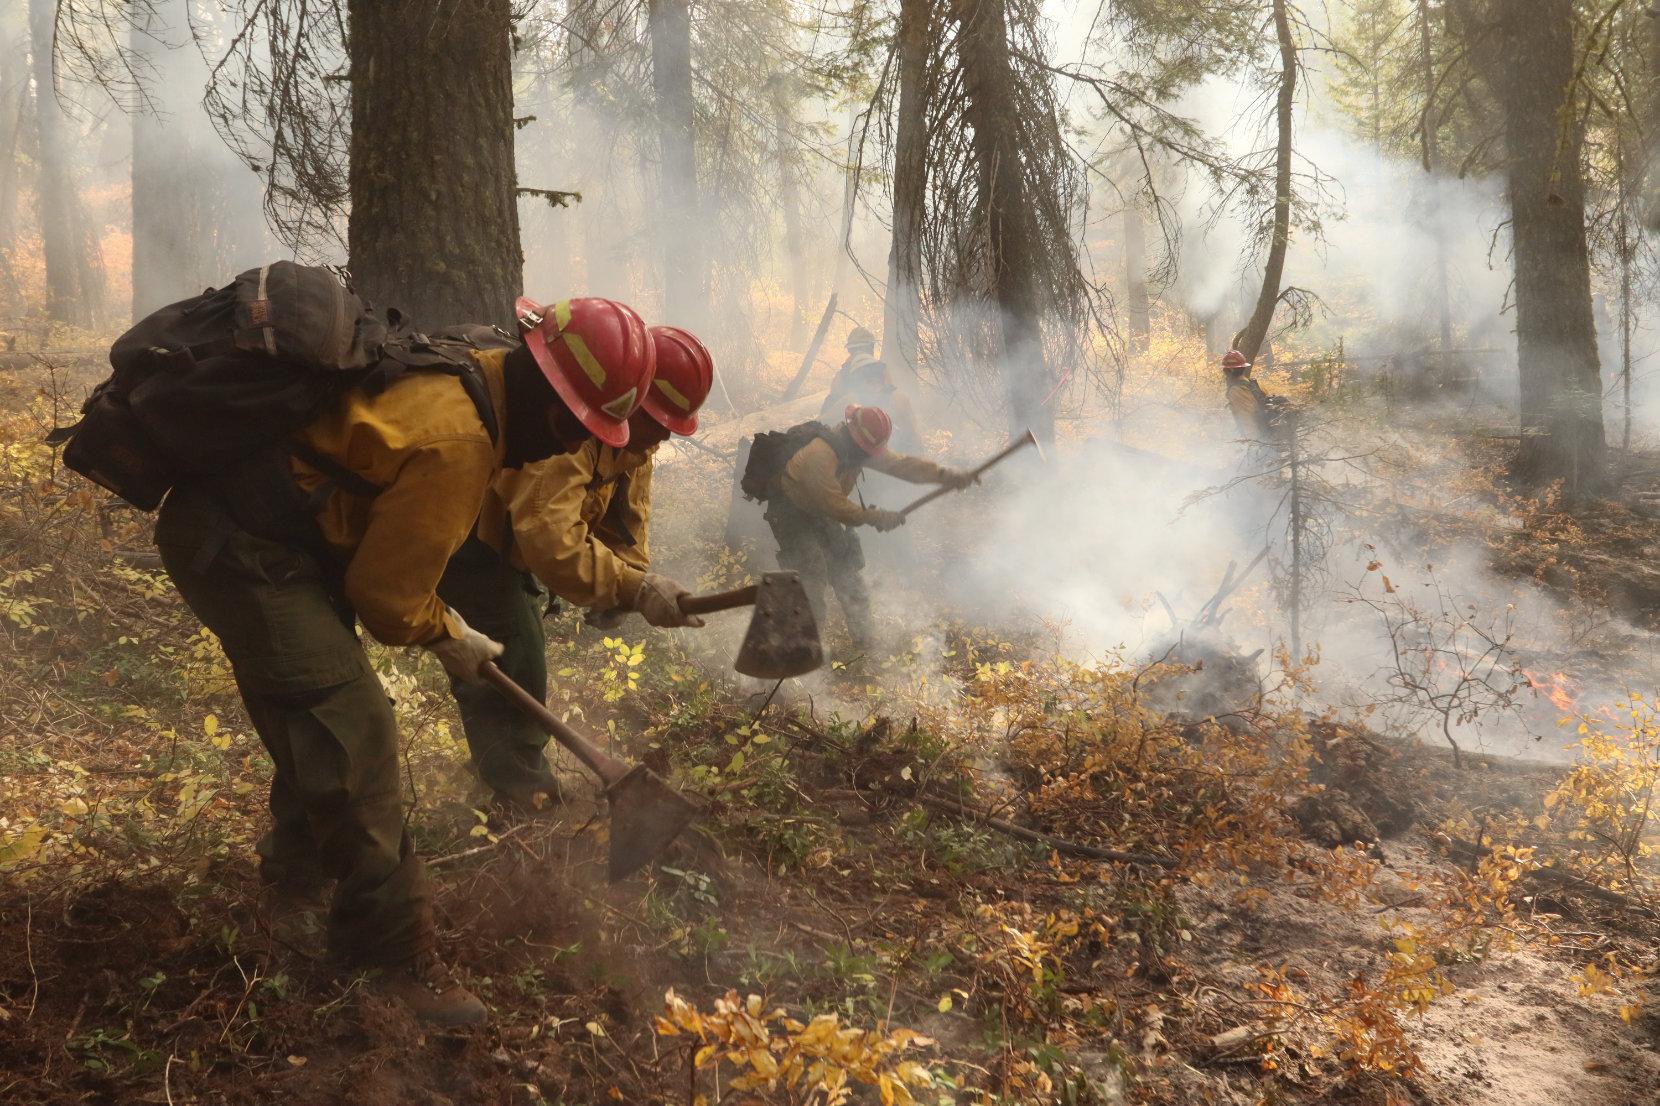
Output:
[
  {"xmin": 204, "ymin": 713, "xmax": 219, "ymax": 737},
  {"xmin": 936, "ymin": 994, "xmax": 952, "ymax": 1013}
]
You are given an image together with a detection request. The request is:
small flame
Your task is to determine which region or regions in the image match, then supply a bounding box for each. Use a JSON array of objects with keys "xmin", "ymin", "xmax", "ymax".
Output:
[{"xmin": 1523, "ymin": 669, "xmax": 1578, "ymax": 714}]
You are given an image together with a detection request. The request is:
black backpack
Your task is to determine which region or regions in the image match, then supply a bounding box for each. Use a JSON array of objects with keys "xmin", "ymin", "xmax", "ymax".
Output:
[
  {"xmin": 739, "ymin": 420, "xmax": 848, "ymax": 502},
  {"xmin": 50, "ymin": 262, "xmax": 498, "ymax": 515}
]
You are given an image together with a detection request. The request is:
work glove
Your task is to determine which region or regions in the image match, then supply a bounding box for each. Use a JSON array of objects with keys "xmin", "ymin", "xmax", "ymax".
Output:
[
  {"xmin": 426, "ymin": 608, "xmax": 504, "ymax": 684},
  {"xmin": 633, "ymin": 573, "xmax": 707, "ymax": 629},
  {"xmin": 867, "ymin": 508, "xmax": 906, "ymax": 532},
  {"xmin": 942, "ymin": 468, "xmax": 979, "ymax": 491}
]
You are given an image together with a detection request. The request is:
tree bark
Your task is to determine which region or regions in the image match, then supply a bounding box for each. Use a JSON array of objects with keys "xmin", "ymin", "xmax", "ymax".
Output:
[
  {"xmin": 1487, "ymin": 0, "xmax": 1606, "ymax": 493},
  {"xmin": 953, "ymin": 0, "xmax": 1053, "ymax": 441},
  {"xmin": 346, "ymin": 0, "xmax": 521, "ymax": 329},
  {"xmin": 883, "ymin": 0, "xmax": 931, "ymax": 379},
  {"xmin": 1124, "ymin": 187, "xmax": 1150, "ymax": 353},
  {"xmin": 648, "ymin": 0, "xmax": 707, "ymax": 328},
  {"xmin": 1233, "ymin": 0, "xmax": 1296, "ymax": 362},
  {"xmin": 28, "ymin": 0, "xmax": 89, "ymax": 328}
]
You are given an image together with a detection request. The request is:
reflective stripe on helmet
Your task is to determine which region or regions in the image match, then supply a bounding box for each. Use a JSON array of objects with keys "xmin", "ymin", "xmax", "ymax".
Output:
[
  {"xmin": 551, "ymin": 299, "xmax": 608, "ymax": 387},
  {"xmin": 600, "ymin": 387, "xmax": 638, "ymax": 419},
  {"xmin": 654, "ymin": 377, "xmax": 693, "ymax": 411}
]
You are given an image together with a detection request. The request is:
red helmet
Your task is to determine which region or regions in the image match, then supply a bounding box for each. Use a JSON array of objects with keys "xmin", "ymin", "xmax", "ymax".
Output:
[
  {"xmin": 844, "ymin": 404, "xmax": 892, "ymax": 456},
  {"xmin": 515, "ymin": 296, "xmax": 655, "ymax": 447},
  {"xmin": 1221, "ymin": 349, "xmax": 1250, "ymax": 371},
  {"xmin": 641, "ymin": 325, "xmax": 714, "ymax": 435}
]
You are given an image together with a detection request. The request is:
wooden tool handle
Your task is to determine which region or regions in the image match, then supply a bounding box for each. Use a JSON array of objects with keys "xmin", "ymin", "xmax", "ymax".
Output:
[
  {"xmin": 899, "ymin": 431, "xmax": 1038, "ymax": 518},
  {"xmin": 482, "ymin": 662, "xmax": 632, "ymax": 786},
  {"xmin": 678, "ymin": 583, "xmax": 759, "ymax": 616}
]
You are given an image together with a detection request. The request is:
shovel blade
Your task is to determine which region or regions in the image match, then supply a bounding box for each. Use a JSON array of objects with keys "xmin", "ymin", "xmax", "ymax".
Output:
[
  {"xmin": 605, "ymin": 764, "xmax": 702, "ymax": 881},
  {"xmin": 734, "ymin": 571, "xmax": 824, "ymax": 679}
]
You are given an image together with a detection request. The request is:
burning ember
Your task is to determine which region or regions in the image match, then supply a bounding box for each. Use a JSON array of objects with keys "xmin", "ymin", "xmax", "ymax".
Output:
[{"xmin": 1522, "ymin": 669, "xmax": 1579, "ymax": 714}]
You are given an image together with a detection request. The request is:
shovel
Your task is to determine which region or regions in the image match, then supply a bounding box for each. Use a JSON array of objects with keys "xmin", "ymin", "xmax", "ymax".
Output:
[
  {"xmin": 481, "ymin": 662, "xmax": 701, "ymax": 881},
  {"xmin": 677, "ymin": 570, "xmax": 824, "ymax": 680},
  {"xmin": 897, "ymin": 429, "xmax": 1044, "ymax": 518}
]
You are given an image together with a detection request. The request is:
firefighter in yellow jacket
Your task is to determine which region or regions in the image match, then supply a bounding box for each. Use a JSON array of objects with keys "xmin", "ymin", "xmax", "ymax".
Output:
[
  {"xmin": 437, "ymin": 325, "xmax": 716, "ymax": 810},
  {"xmin": 153, "ymin": 295, "xmax": 657, "ymax": 1027},
  {"xmin": 754, "ymin": 405, "xmax": 973, "ymax": 654}
]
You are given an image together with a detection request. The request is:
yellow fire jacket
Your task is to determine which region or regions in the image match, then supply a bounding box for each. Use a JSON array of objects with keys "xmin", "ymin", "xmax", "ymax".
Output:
[
  {"xmin": 779, "ymin": 436, "xmax": 950, "ymax": 526},
  {"xmin": 1227, "ymin": 377, "xmax": 1268, "ymax": 436},
  {"xmin": 475, "ymin": 439, "xmax": 656, "ymax": 611},
  {"xmin": 290, "ymin": 348, "xmax": 509, "ymax": 647}
]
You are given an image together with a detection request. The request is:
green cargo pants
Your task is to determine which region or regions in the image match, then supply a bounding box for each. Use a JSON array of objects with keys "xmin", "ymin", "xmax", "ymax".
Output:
[
  {"xmin": 154, "ymin": 485, "xmax": 432, "ymax": 967},
  {"xmin": 764, "ymin": 496, "xmax": 874, "ymax": 651},
  {"xmin": 436, "ymin": 536, "xmax": 559, "ymax": 801}
]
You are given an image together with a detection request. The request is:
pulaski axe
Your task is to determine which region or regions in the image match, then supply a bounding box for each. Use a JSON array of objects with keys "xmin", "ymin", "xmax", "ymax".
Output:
[
  {"xmin": 898, "ymin": 429, "xmax": 1044, "ymax": 518},
  {"xmin": 483, "ymin": 662, "xmax": 701, "ymax": 880},
  {"xmin": 677, "ymin": 570, "xmax": 824, "ymax": 680}
]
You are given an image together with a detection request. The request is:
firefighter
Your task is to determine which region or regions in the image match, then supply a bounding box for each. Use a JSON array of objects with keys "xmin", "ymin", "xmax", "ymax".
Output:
[
  {"xmin": 818, "ymin": 325, "xmax": 878, "ymax": 418},
  {"xmin": 1222, "ymin": 348, "xmax": 1286, "ymax": 442},
  {"xmin": 752, "ymin": 405, "xmax": 973, "ymax": 656},
  {"xmin": 437, "ymin": 323, "xmax": 715, "ymax": 809},
  {"xmin": 153, "ymin": 296, "xmax": 657, "ymax": 1027}
]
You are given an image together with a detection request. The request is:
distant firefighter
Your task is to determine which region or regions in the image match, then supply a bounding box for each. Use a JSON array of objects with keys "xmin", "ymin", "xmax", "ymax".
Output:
[
  {"xmin": 739, "ymin": 405, "xmax": 971, "ymax": 658},
  {"xmin": 1221, "ymin": 349, "xmax": 1290, "ymax": 444}
]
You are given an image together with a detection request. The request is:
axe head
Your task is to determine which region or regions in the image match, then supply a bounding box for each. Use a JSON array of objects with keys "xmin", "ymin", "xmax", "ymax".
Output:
[{"xmin": 733, "ymin": 571, "xmax": 824, "ymax": 680}]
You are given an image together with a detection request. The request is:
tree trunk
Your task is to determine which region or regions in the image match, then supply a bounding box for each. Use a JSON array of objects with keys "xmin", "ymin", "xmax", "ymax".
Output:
[
  {"xmin": 953, "ymin": 0, "xmax": 1053, "ymax": 441},
  {"xmin": 771, "ymin": 81, "xmax": 809, "ymax": 347},
  {"xmin": 131, "ymin": 0, "xmax": 209, "ymax": 318},
  {"xmin": 648, "ymin": 0, "xmax": 707, "ymax": 328},
  {"xmin": 346, "ymin": 0, "xmax": 521, "ymax": 329},
  {"xmin": 1232, "ymin": 0, "xmax": 1296, "ymax": 362},
  {"xmin": 1417, "ymin": 0, "xmax": 1452, "ymax": 350},
  {"xmin": 1123, "ymin": 187, "xmax": 1150, "ymax": 353},
  {"xmin": 28, "ymin": 0, "xmax": 87, "ymax": 328},
  {"xmin": 883, "ymin": 0, "xmax": 931, "ymax": 379},
  {"xmin": 1488, "ymin": 0, "xmax": 1606, "ymax": 493}
]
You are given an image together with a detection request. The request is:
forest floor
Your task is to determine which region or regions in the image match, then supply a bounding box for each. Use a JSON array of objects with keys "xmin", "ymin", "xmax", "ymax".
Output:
[{"xmin": 1, "ymin": 358, "xmax": 1658, "ymax": 1106}]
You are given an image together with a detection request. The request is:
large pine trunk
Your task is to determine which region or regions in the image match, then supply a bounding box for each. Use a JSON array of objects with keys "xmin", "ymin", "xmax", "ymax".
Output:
[
  {"xmin": 883, "ymin": 0, "xmax": 931, "ymax": 379},
  {"xmin": 346, "ymin": 0, "xmax": 521, "ymax": 329},
  {"xmin": 28, "ymin": 0, "xmax": 90, "ymax": 328},
  {"xmin": 648, "ymin": 0, "xmax": 707, "ymax": 327},
  {"xmin": 131, "ymin": 0, "xmax": 210, "ymax": 318},
  {"xmin": 1233, "ymin": 0, "xmax": 1295, "ymax": 362},
  {"xmin": 953, "ymin": 0, "xmax": 1053, "ymax": 441},
  {"xmin": 1491, "ymin": 0, "xmax": 1606, "ymax": 493}
]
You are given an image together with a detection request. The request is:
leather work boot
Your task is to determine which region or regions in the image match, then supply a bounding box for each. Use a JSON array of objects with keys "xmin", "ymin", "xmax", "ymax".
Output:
[{"xmin": 371, "ymin": 954, "xmax": 489, "ymax": 1028}]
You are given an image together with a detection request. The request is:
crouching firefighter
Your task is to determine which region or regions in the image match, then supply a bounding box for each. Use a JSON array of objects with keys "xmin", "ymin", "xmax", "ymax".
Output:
[
  {"xmin": 51, "ymin": 263, "xmax": 658, "ymax": 1027},
  {"xmin": 739, "ymin": 405, "xmax": 973, "ymax": 657},
  {"xmin": 437, "ymin": 318, "xmax": 716, "ymax": 809}
]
